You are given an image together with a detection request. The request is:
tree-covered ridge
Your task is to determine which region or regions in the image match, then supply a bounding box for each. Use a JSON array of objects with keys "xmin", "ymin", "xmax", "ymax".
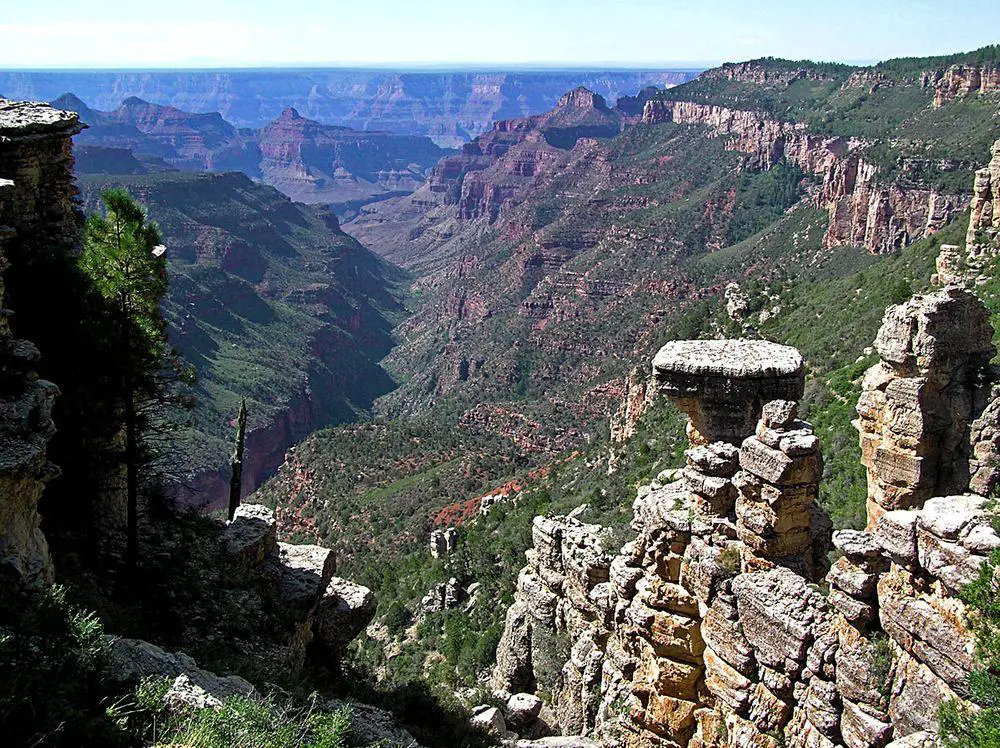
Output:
[
  {"xmin": 653, "ymin": 45, "xmax": 1000, "ymax": 148},
  {"xmin": 876, "ymin": 44, "xmax": 1000, "ymax": 76}
]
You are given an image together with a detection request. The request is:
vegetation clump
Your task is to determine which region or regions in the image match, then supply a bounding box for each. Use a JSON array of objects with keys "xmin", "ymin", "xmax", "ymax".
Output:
[{"xmin": 939, "ymin": 548, "xmax": 1000, "ymax": 747}]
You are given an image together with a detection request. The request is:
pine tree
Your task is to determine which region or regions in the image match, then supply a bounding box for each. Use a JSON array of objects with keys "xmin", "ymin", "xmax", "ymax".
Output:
[{"xmin": 80, "ymin": 188, "xmax": 179, "ymax": 568}]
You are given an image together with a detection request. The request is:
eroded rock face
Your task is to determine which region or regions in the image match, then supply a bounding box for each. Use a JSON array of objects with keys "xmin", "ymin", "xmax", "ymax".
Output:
[
  {"xmin": 316, "ymin": 577, "xmax": 377, "ymax": 658},
  {"xmin": 0, "ymin": 100, "xmax": 80, "ymax": 587},
  {"xmin": 641, "ymin": 96, "xmax": 969, "ymax": 255},
  {"xmin": 491, "ymin": 515, "xmax": 614, "ymax": 734},
  {"xmin": 495, "ymin": 296, "xmax": 992, "ymax": 747},
  {"xmin": 856, "ymin": 287, "xmax": 997, "ymax": 524},
  {"xmin": 966, "ymin": 139, "xmax": 1000, "ymax": 257},
  {"xmin": 221, "ymin": 503, "xmax": 373, "ymax": 675},
  {"xmin": 926, "ymin": 64, "xmax": 1000, "ymax": 107}
]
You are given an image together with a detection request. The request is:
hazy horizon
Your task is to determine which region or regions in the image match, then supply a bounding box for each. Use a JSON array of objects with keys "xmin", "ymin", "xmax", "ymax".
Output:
[{"xmin": 3, "ymin": 0, "xmax": 998, "ymax": 69}]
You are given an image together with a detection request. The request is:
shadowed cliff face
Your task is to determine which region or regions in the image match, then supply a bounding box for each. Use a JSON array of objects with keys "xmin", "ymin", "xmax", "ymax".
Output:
[
  {"xmin": 2, "ymin": 69, "xmax": 698, "ymax": 146},
  {"xmin": 76, "ymin": 171, "xmax": 407, "ymax": 510}
]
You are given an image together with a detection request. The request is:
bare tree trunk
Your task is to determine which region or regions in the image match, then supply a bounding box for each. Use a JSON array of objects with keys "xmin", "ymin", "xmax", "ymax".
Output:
[
  {"xmin": 228, "ymin": 398, "xmax": 247, "ymax": 521},
  {"xmin": 125, "ymin": 376, "xmax": 139, "ymax": 568}
]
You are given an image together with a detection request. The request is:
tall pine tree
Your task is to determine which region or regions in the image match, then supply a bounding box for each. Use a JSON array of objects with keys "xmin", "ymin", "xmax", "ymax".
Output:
[{"xmin": 80, "ymin": 188, "xmax": 178, "ymax": 567}]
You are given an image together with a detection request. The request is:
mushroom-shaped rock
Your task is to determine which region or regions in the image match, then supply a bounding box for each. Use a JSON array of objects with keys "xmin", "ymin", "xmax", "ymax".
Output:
[{"xmin": 652, "ymin": 339, "xmax": 805, "ymax": 445}]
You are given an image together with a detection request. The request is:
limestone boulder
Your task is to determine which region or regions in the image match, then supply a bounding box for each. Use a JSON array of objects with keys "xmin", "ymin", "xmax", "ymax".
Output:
[
  {"xmin": 316, "ymin": 577, "xmax": 376, "ymax": 652},
  {"xmin": 223, "ymin": 503, "xmax": 277, "ymax": 568},
  {"xmin": 506, "ymin": 692, "xmax": 544, "ymax": 729},
  {"xmin": 106, "ymin": 637, "xmax": 254, "ymax": 702},
  {"xmin": 273, "ymin": 542, "xmax": 336, "ymax": 611},
  {"xmin": 470, "ymin": 705, "xmax": 507, "ymax": 740}
]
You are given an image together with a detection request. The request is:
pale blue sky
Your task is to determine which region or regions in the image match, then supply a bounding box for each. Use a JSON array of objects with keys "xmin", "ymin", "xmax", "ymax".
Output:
[{"xmin": 1, "ymin": 0, "xmax": 998, "ymax": 69}]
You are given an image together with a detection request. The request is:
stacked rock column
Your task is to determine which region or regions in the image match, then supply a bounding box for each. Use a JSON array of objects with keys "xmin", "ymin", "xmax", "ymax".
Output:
[
  {"xmin": 735, "ymin": 399, "xmax": 830, "ymax": 579},
  {"xmin": 597, "ymin": 339, "xmax": 811, "ymax": 747},
  {"xmin": 855, "ymin": 286, "xmax": 995, "ymax": 526},
  {"xmin": 827, "ymin": 529, "xmax": 893, "ymax": 748}
]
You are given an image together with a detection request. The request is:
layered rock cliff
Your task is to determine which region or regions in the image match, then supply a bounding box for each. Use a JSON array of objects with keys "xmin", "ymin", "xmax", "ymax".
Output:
[
  {"xmin": 925, "ymin": 64, "xmax": 1000, "ymax": 107},
  {"xmin": 256, "ymin": 106, "xmax": 450, "ymax": 205},
  {"xmin": 966, "ymin": 138, "xmax": 1000, "ymax": 254},
  {"xmin": 52, "ymin": 93, "xmax": 261, "ymax": 173},
  {"xmin": 641, "ymin": 99, "xmax": 968, "ymax": 254},
  {"xmin": 57, "ymin": 94, "xmax": 452, "ymax": 209},
  {"xmin": 492, "ymin": 287, "xmax": 1000, "ymax": 747}
]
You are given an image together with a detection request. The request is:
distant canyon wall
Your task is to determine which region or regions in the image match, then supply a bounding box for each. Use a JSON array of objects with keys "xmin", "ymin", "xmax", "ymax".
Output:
[{"xmin": 0, "ymin": 70, "xmax": 697, "ymax": 147}]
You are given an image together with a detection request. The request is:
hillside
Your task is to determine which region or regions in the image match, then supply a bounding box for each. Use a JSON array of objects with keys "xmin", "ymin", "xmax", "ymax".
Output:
[
  {"xmin": 344, "ymin": 47, "xmax": 1000, "ymax": 433},
  {"xmin": 76, "ymin": 170, "xmax": 408, "ymax": 508}
]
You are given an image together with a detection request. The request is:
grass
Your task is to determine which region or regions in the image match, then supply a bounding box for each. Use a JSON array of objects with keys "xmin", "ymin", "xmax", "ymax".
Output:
[{"xmin": 113, "ymin": 678, "xmax": 353, "ymax": 748}]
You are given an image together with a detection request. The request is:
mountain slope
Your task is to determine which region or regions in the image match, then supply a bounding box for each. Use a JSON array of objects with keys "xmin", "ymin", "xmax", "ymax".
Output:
[
  {"xmin": 77, "ymin": 171, "xmax": 408, "ymax": 508},
  {"xmin": 344, "ymin": 48, "xmax": 1000, "ymax": 437}
]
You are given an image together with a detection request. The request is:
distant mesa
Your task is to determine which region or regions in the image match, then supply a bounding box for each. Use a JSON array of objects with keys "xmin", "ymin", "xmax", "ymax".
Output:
[{"xmin": 52, "ymin": 93, "xmax": 452, "ymax": 208}]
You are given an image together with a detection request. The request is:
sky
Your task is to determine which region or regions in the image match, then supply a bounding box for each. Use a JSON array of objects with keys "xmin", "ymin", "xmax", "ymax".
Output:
[{"xmin": 0, "ymin": 0, "xmax": 998, "ymax": 69}]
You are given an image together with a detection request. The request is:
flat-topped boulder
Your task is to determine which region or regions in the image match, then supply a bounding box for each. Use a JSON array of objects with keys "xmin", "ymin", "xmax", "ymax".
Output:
[
  {"xmin": 0, "ymin": 99, "xmax": 81, "ymax": 138},
  {"xmin": 652, "ymin": 339, "xmax": 805, "ymax": 445},
  {"xmin": 653, "ymin": 339, "xmax": 803, "ymax": 379}
]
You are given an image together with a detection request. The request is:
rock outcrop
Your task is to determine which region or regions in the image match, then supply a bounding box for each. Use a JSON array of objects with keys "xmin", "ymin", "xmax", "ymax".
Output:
[
  {"xmin": 924, "ymin": 64, "xmax": 1000, "ymax": 107},
  {"xmin": 430, "ymin": 526, "xmax": 458, "ymax": 558},
  {"xmin": 494, "ymin": 290, "xmax": 1000, "ymax": 747},
  {"xmin": 223, "ymin": 503, "xmax": 375, "ymax": 672},
  {"xmin": 0, "ymin": 100, "xmax": 81, "ymax": 586},
  {"xmin": 856, "ymin": 287, "xmax": 996, "ymax": 524},
  {"xmin": 56, "ymin": 94, "xmax": 452, "ymax": 207},
  {"xmin": 421, "ymin": 87, "xmax": 621, "ymax": 223},
  {"xmin": 966, "ymin": 139, "xmax": 1000, "ymax": 256},
  {"xmin": 106, "ymin": 635, "xmax": 426, "ymax": 747}
]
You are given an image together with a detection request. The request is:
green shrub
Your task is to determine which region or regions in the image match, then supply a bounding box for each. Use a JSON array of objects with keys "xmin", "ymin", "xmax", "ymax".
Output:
[
  {"xmin": 718, "ymin": 546, "xmax": 742, "ymax": 578},
  {"xmin": 939, "ymin": 548, "xmax": 1000, "ymax": 747}
]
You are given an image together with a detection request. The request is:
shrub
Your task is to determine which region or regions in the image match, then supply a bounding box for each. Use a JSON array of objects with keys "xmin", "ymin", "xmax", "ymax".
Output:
[{"xmin": 0, "ymin": 584, "xmax": 122, "ymax": 747}]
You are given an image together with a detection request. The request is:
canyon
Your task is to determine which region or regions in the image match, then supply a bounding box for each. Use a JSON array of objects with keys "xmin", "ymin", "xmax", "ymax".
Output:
[
  {"xmin": 342, "ymin": 53, "xmax": 998, "ymax": 450},
  {"xmin": 0, "ymin": 69, "xmax": 698, "ymax": 146},
  {"xmin": 71, "ymin": 168, "xmax": 405, "ymax": 510},
  {"xmin": 3, "ymin": 44, "xmax": 1000, "ymax": 748}
]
